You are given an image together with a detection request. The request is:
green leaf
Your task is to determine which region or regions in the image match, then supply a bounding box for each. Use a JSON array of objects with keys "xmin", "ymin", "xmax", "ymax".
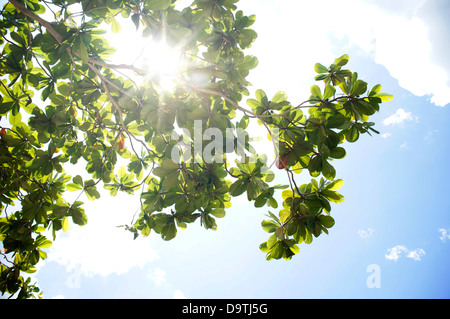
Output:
[
  {"xmin": 321, "ymin": 159, "xmax": 336, "ymax": 180},
  {"xmin": 229, "ymin": 177, "xmax": 249, "ymax": 196},
  {"xmin": 36, "ymin": 238, "xmax": 52, "ymax": 249},
  {"xmin": 354, "ymin": 100, "xmax": 375, "ymax": 116},
  {"xmin": 268, "ymin": 197, "xmax": 278, "ymax": 208},
  {"xmin": 345, "ymin": 125, "xmax": 359, "ymax": 143},
  {"xmin": 85, "ymin": 186, "xmax": 101, "ymax": 200},
  {"xmin": 320, "ymin": 144, "xmax": 330, "ymax": 159},
  {"xmin": 310, "ymin": 85, "xmax": 322, "ymax": 99},
  {"xmin": 212, "ymin": 4, "xmax": 222, "ymax": 21},
  {"xmin": 238, "ymin": 55, "xmax": 258, "ymax": 70},
  {"xmin": 321, "ymin": 190, "xmax": 344, "ymax": 203},
  {"xmin": 238, "ymin": 115, "xmax": 249, "ymax": 129},
  {"xmin": 314, "ymin": 63, "xmax": 328, "ymax": 74},
  {"xmin": 271, "ymin": 91, "xmax": 288, "ymax": 103},
  {"xmin": 9, "ymin": 110, "xmax": 22, "ymax": 126},
  {"xmin": 369, "ymin": 84, "xmax": 381, "ymax": 97},
  {"xmin": 247, "ymin": 180, "xmax": 257, "ymax": 200},
  {"xmin": 141, "ymin": 224, "xmax": 151, "ymax": 236},
  {"xmin": 131, "ymin": 13, "xmax": 140, "ymax": 30},
  {"xmin": 146, "ymin": 0, "xmax": 171, "ymax": 10},
  {"xmin": 261, "ymin": 220, "xmax": 278, "ymax": 233},
  {"xmin": 267, "ymin": 233, "xmax": 277, "ymax": 248},
  {"xmin": 160, "ymin": 159, "xmax": 179, "ymax": 170},
  {"xmin": 162, "ymin": 171, "xmax": 179, "ymax": 189},
  {"xmin": 161, "ymin": 218, "xmax": 177, "ymax": 241},
  {"xmin": 73, "ymin": 175, "xmax": 83, "ymax": 186},
  {"xmin": 259, "ymin": 242, "xmax": 269, "ymax": 253},
  {"xmin": 350, "ymin": 80, "xmax": 368, "ymax": 96},
  {"xmin": 308, "ymin": 155, "xmax": 322, "ymax": 177},
  {"xmin": 323, "ymin": 84, "xmax": 336, "ymax": 100},
  {"xmin": 329, "ymin": 147, "xmax": 346, "ymax": 159},
  {"xmin": 62, "ymin": 216, "xmax": 69, "ymax": 232},
  {"xmin": 315, "ymin": 74, "xmax": 328, "ymax": 81},
  {"xmin": 319, "ymin": 215, "xmax": 335, "ymax": 228},
  {"xmin": 66, "ymin": 183, "xmax": 83, "ymax": 191},
  {"xmin": 254, "ymin": 194, "xmax": 267, "ymax": 207},
  {"xmin": 289, "ymin": 243, "xmax": 300, "ymax": 255},
  {"xmin": 375, "ymin": 92, "xmax": 394, "ymax": 102},
  {"xmin": 326, "ymin": 114, "xmax": 347, "ymax": 129},
  {"xmin": 210, "ymin": 208, "xmax": 226, "ymax": 218},
  {"xmin": 247, "ymin": 98, "xmax": 262, "ymax": 109},
  {"xmin": 118, "ymin": 166, "xmax": 127, "ymax": 179},
  {"xmin": 326, "ymin": 179, "xmax": 344, "ymax": 191},
  {"xmin": 339, "ymin": 81, "xmax": 349, "ymax": 94},
  {"xmin": 71, "ymin": 204, "xmax": 87, "ymax": 226},
  {"xmin": 255, "ymin": 89, "xmax": 267, "ymax": 104},
  {"xmin": 275, "ymin": 226, "xmax": 284, "ymax": 240},
  {"xmin": 334, "ymin": 54, "xmax": 349, "ymax": 66},
  {"xmin": 77, "ymin": 37, "xmax": 89, "ymax": 64},
  {"xmin": 51, "ymin": 205, "xmax": 70, "ymax": 218},
  {"xmin": 111, "ymin": 18, "xmax": 121, "ymax": 33}
]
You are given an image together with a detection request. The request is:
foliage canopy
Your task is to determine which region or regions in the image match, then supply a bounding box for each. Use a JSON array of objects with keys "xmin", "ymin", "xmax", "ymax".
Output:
[{"xmin": 0, "ymin": 0, "xmax": 392, "ymax": 298}]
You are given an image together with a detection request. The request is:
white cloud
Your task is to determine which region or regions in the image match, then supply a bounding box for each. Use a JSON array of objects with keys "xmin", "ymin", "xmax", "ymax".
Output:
[
  {"xmin": 385, "ymin": 245, "xmax": 407, "ymax": 261},
  {"xmin": 383, "ymin": 108, "xmax": 414, "ymax": 126},
  {"xmin": 240, "ymin": 0, "xmax": 450, "ymax": 107},
  {"xmin": 358, "ymin": 228, "xmax": 375, "ymax": 240},
  {"xmin": 372, "ymin": 16, "xmax": 449, "ymax": 106},
  {"xmin": 173, "ymin": 289, "xmax": 187, "ymax": 299},
  {"xmin": 147, "ymin": 268, "xmax": 166, "ymax": 287},
  {"xmin": 46, "ymin": 193, "xmax": 160, "ymax": 277},
  {"xmin": 385, "ymin": 245, "xmax": 425, "ymax": 261},
  {"xmin": 406, "ymin": 249, "xmax": 426, "ymax": 261},
  {"xmin": 438, "ymin": 228, "xmax": 450, "ymax": 243},
  {"xmin": 381, "ymin": 132, "xmax": 392, "ymax": 138},
  {"xmin": 424, "ymin": 130, "xmax": 439, "ymax": 142},
  {"xmin": 400, "ymin": 141, "xmax": 408, "ymax": 149},
  {"xmin": 335, "ymin": 0, "xmax": 450, "ymax": 107}
]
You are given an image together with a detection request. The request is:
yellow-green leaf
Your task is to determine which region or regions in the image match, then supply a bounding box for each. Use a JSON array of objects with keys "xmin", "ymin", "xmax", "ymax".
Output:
[
  {"xmin": 62, "ymin": 216, "xmax": 69, "ymax": 232},
  {"xmin": 326, "ymin": 179, "xmax": 344, "ymax": 191},
  {"xmin": 111, "ymin": 18, "xmax": 121, "ymax": 33}
]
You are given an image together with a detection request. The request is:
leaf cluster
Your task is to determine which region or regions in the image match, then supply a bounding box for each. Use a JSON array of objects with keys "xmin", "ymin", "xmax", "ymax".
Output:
[
  {"xmin": 0, "ymin": 0, "xmax": 391, "ymax": 298},
  {"xmin": 255, "ymin": 55, "xmax": 392, "ymax": 260}
]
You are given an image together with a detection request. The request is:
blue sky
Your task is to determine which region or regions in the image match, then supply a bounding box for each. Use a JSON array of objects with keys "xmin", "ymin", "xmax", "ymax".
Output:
[{"xmin": 2, "ymin": 0, "xmax": 450, "ymax": 299}]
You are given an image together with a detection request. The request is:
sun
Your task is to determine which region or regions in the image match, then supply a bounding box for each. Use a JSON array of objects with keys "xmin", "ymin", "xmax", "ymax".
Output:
[
  {"xmin": 139, "ymin": 39, "xmax": 183, "ymax": 92},
  {"xmin": 105, "ymin": 19, "xmax": 184, "ymax": 92}
]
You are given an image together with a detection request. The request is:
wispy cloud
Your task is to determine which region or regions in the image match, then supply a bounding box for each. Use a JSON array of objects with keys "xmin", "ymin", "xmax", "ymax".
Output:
[
  {"xmin": 385, "ymin": 245, "xmax": 425, "ymax": 261},
  {"xmin": 424, "ymin": 130, "xmax": 439, "ymax": 143},
  {"xmin": 438, "ymin": 228, "xmax": 450, "ymax": 243},
  {"xmin": 173, "ymin": 289, "xmax": 187, "ymax": 299},
  {"xmin": 383, "ymin": 108, "xmax": 415, "ymax": 126},
  {"xmin": 358, "ymin": 228, "xmax": 375, "ymax": 240},
  {"xmin": 400, "ymin": 141, "xmax": 409, "ymax": 149},
  {"xmin": 147, "ymin": 268, "xmax": 166, "ymax": 287},
  {"xmin": 381, "ymin": 132, "xmax": 392, "ymax": 138},
  {"xmin": 406, "ymin": 249, "xmax": 426, "ymax": 261}
]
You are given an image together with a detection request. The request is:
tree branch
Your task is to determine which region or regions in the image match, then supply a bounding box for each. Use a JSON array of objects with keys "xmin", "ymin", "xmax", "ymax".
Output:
[
  {"xmin": 8, "ymin": 0, "xmax": 147, "ymax": 76},
  {"xmin": 88, "ymin": 62, "xmax": 144, "ymax": 108},
  {"xmin": 9, "ymin": 0, "xmax": 63, "ymax": 43}
]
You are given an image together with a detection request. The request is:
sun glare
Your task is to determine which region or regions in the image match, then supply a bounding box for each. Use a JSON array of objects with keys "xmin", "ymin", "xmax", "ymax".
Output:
[
  {"xmin": 140, "ymin": 40, "xmax": 183, "ymax": 91},
  {"xmin": 105, "ymin": 19, "xmax": 184, "ymax": 92}
]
